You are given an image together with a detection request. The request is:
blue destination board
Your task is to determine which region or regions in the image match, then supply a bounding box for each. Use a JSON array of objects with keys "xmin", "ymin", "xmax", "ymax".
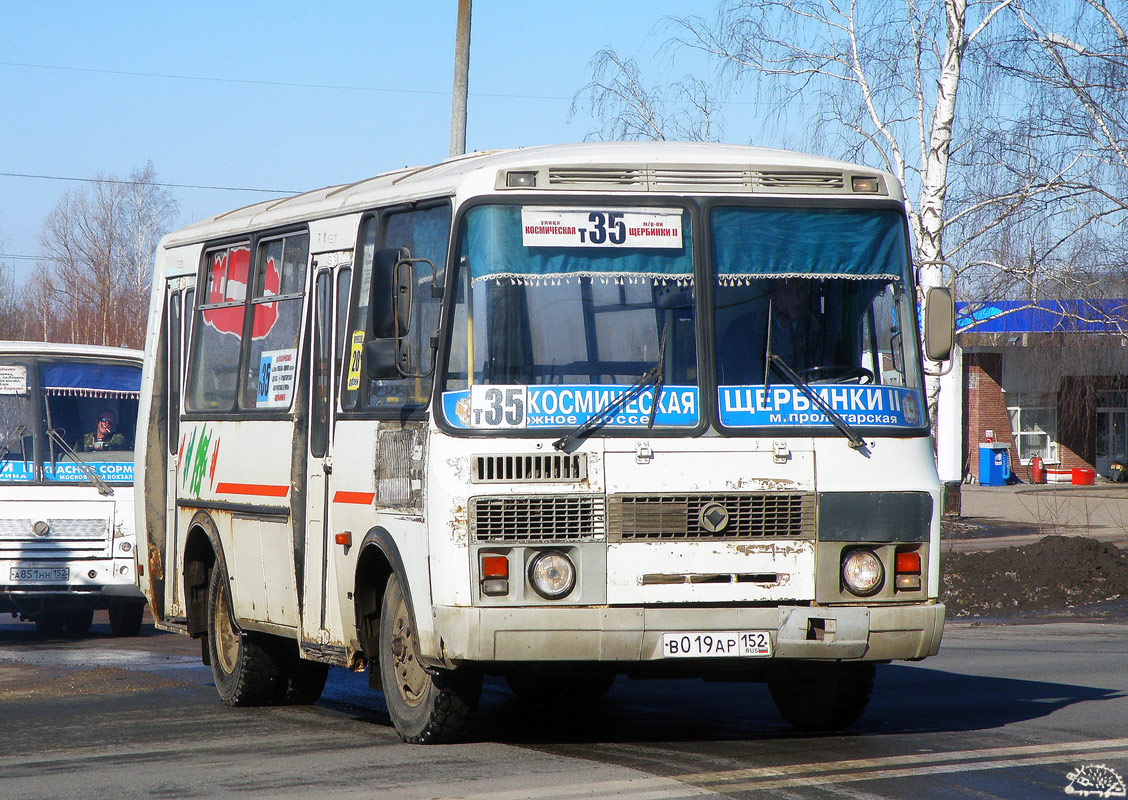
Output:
[
  {"xmin": 718, "ymin": 384, "xmax": 922, "ymax": 428},
  {"xmin": 443, "ymin": 385, "xmax": 699, "ymax": 430}
]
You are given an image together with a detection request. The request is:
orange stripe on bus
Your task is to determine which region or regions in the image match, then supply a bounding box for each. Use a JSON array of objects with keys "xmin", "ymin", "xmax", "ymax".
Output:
[
  {"xmin": 214, "ymin": 482, "xmax": 290, "ymax": 497},
  {"xmin": 334, "ymin": 491, "xmax": 375, "ymax": 505}
]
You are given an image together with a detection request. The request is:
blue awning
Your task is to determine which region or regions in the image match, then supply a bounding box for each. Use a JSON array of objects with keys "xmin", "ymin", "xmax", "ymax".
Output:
[
  {"xmin": 40, "ymin": 362, "xmax": 142, "ymax": 397},
  {"xmin": 711, "ymin": 207, "xmax": 908, "ymax": 282}
]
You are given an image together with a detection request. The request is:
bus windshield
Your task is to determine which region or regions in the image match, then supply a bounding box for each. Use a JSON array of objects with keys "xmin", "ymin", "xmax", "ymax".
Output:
[
  {"xmin": 711, "ymin": 206, "xmax": 925, "ymax": 431},
  {"xmin": 442, "ymin": 204, "xmax": 699, "ymax": 431},
  {"xmin": 0, "ymin": 358, "xmax": 140, "ymax": 484}
]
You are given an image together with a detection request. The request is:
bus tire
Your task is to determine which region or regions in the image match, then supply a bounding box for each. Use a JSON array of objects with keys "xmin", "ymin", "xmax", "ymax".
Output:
[
  {"xmin": 34, "ymin": 613, "xmax": 65, "ymax": 636},
  {"xmin": 64, "ymin": 608, "xmax": 94, "ymax": 636},
  {"xmin": 206, "ymin": 560, "xmax": 280, "ymax": 706},
  {"xmin": 109, "ymin": 602, "xmax": 145, "ymax": 636},
  {"xmin": 378, "ymin": 574, "xmax": 480, "ymax": 744},
  {"xmin": 767, "ymin": 660, "xmax": 875, "ymax": 732},
  {"xmin": 274, "ymin": 648, "xmax": 329, "ymax": 706}
]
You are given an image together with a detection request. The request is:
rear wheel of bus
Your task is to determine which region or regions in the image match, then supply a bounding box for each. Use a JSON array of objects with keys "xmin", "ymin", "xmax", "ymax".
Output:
[
  {"xmin": 767, "ymin": 660, "xmax": 875, "ymax": 731},
  {"xmin": 378, "ymin": 574, "xmax": 481, "ymax": 744},
  {"xmin": 206, "ymin": 560, "xmax": 281, "ymax": 706}
]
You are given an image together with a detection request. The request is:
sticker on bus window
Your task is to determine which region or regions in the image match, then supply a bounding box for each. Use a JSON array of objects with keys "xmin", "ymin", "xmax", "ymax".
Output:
[
  {"xmin": 255, "ymin": 349, "xmax": 297, "ymax": 408},
  {"xmin": 0, "ymin": 365, "xmax": 28, "ymax": 395},
  {"xmin": 520, "ymin": 207, "xmax": 683, "ymax": 249},
  {"xmin": 442, "ymin": 385, "xmax": 699, "ymax": 430},
  {"xmin": 717, "ymin": 384, "xmax": 922, "ymax": 428},
  {"xmin": 346, "ymin": 330, "xmax": 364, "ymax": 391}
]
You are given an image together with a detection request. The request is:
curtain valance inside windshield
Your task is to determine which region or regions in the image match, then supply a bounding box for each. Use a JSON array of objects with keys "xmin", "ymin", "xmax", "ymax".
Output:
[
  {"xmin": 464, "ymin": 206, "xmax": 693, "ymax": 285},
  {"xmin": 40, "ymin": 362, "xmax": 142, "ymax": 398},
  {"xmin": 711, "ymin": 208, "xmax": 907, "ymax": 283}
]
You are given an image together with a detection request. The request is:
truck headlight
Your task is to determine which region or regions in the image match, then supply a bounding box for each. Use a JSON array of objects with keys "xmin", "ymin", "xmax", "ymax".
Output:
[
  {"xmin": 841, "ymin": 548, "xmax": 884, "ymax": 596},
  {"xmin": 528, "ymin": 551, "xmax": 575, "ymax": 600}
]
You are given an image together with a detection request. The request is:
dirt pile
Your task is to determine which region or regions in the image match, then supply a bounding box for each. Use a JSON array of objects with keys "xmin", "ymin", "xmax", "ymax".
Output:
[{"xmin": 942, "ymin": 535, "xmax": 1128, "ymax": 617}]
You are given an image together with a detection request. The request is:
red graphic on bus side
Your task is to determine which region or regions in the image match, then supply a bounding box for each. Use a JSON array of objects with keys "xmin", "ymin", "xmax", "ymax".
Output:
[{"xmin": 201, "ymin": 246, "xmax": 279, "ymax": 339}]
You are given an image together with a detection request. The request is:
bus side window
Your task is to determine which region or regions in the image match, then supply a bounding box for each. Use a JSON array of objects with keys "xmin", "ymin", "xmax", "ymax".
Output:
[
  {"xmin": 345, "ymin": 204, "xmax": 450, "ymax": 412},
  {"xmin": 186, "ymin": 244, "xmax": 250, "ymax": 412},
  {"xmin": 168, "ymin": 291, "xmax": 181, "ymax": 453}
]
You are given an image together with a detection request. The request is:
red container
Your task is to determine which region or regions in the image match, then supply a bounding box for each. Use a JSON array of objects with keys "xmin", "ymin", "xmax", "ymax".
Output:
[
  {"xmin": 1072, "ymin": 468, "xmax": 1096, "ymax": 485},
  {"xmin": 1031, "ymin": 456, "xmax": 1044, "ymax": 483}
]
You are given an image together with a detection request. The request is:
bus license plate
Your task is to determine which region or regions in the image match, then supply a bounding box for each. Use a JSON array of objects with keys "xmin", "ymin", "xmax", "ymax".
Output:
[
  {"xmin": 9, "ymin": 567, "xmax": 70, "ymax": 582},
  {"xmin": 661, "ymin": 631, "xmax": 772, "ymax": 658}
]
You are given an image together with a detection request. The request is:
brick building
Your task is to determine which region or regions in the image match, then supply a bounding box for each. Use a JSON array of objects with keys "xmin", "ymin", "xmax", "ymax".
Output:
[{"xmin": 956, "ymin": 300, "xmax": 1128, "ymax": 482}]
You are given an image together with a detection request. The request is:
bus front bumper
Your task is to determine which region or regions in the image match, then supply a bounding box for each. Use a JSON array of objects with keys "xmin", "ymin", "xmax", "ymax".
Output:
[{"xmin": 430, "ymin": 602, "xmax": 945, "ymax": 665}]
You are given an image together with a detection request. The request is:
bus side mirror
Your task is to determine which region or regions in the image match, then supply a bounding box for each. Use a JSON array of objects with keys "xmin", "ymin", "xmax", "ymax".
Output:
[
  {"xmin": 368, "ymin": 248, "xmax": 414, "ymax": 339},
  {"xmin": 364, "ymin": 339, "xmax": 414, "ymax": 380},
  {"xmin": 923, "ymin": 285, "xmax": 954, "ymax": 362}
]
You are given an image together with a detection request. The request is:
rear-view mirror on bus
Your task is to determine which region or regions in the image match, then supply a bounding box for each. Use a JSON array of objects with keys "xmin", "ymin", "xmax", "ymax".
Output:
[
  {"xmin": 923, "ymin": 285, "xmax": 955, "ymax": 362},
  {"xmin": 368, "ymin": 247, "xmax": 414, "ymax": 339},
  {"xmin": 364, "ymin": 338, "xmax": 414, "ymax": 380}
]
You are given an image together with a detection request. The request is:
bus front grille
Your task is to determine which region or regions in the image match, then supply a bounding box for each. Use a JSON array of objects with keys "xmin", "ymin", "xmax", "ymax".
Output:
[
  {"xmin": 608, "ymin": 493, "xmax": 815, "ymax": 541},
  {"xmin": 471, "ymin": 495, "xmax": 605, "ymax": 542},
  {"xmin": 0, "ymin": 517, "xmax": 111, "ymax": 557},
  {"xmin": 471, "ymin": 453, "xmax": 588, "ymax": 484}
]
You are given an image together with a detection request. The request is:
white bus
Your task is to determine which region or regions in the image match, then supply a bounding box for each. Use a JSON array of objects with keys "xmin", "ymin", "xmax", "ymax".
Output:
[
  {"xmin": 135, "ymin": 142, "xmax": 952, "ymax": 742},
  {"xmin": 1, "ymin": 341, "xmax": 147, "ymax": 636}
]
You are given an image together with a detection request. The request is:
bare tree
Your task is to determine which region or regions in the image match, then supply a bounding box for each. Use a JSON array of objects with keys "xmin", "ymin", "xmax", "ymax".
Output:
[{"xmin": 37, "ymin": 163, "xmax": 178, "ymax": 348}]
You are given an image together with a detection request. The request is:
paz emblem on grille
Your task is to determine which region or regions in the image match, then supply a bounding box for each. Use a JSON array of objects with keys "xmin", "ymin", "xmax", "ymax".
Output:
[
  {"xmin": 32, "ymin": 521, "xmax": 50, "ymax": 537},
  {"xmin": 698, "ymin": 503, "xmax": 730, "ymax": 533}
]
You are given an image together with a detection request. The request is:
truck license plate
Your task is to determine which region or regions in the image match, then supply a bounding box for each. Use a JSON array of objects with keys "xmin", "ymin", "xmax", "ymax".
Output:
[
  {"xmin": 661, "ymin": 631, "xmax": 772, "ymax": 658},
  {"xmin": 9, "ymin": 567, "xmax": 70, "ymax": 582}
]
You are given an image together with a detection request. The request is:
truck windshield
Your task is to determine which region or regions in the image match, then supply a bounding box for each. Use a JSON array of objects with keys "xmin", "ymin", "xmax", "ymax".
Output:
[
  {"xmin": 442, "ymin": 204, "xmax": 699, "ymax": 431},
  {"xmin": 711, "ymin": 206, "xmax": 926, "ymax": 431}
]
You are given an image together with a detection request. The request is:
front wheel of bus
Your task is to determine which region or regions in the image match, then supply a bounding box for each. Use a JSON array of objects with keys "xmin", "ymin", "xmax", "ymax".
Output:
[
  {"xmin": 109, "ymin": 602, "xmax": 145, "ymax": 636},
  {"xmin": 767, "ymin": 660, "xmax": 875, "ymax": 732},
  {"xmin": 378, "ymin": 575, "xmax": 481, "ymax": 744},
  {"xmin": 207, "ymin": 561, "xmax": 281, "ymax": 706}
]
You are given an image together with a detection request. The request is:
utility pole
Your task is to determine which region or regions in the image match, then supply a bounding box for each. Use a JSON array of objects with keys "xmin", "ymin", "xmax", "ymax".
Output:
[{"xmin": 449, "ymin": 0, "xmax": 472, "ymax": 157}]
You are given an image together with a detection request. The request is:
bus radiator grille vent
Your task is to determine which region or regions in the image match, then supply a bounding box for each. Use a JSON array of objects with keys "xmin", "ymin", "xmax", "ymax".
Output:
[
  {"xmin": 542, "ymin": 166, "xmax": 846, "ymax": 193},
  {"xmin": 471, "ymin": 495, "xmax": 605, "ymax": 542},
  {"xmin": 470, "ymin": 453, "xmax": 588, "ymax": 484},
  {"xmin": 547, "ymin": 167, "xmax": 646, "ymax": 187},
  {"xmin": 0, "ymin": 518, "xmax": 109, "ymax": 541},
  {"xmin": 607, "ymin": 493, "xmax": 815, "ymax": 541}
]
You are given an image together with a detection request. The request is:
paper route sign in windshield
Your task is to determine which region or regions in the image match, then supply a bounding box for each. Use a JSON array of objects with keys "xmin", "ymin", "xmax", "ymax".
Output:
[
  {"xmin": 443, "ymin": 385, "xmax": 699, "ymax": 430},
  {"xmin": 718, "ymin": 384, "xmax": 922, "ymax": 428}
]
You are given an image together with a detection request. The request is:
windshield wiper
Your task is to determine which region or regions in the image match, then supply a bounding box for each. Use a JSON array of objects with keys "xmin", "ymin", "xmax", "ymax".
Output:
[
  {"xmin": 768, "ymin": 354, "xmax": 870, "ymax": 455},
  {"xmin": 553, "ymin": 326, "xmax": 668, "ymax": 452},
  {"xmin": 0, "ymin": 425, "xmax": 25, "ymax": 460},
  {"xmin": 46, "ymin": 428, "xmax": 114, "ymax": 496}
]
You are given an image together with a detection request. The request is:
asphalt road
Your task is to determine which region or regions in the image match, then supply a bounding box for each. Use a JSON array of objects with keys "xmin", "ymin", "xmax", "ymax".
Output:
[{"xmin": 0, "ymin": 613, "xmax": 1125, "ymax": 800}]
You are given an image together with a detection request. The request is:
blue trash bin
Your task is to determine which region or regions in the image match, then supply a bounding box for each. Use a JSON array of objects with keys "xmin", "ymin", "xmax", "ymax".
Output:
[{"xmin": 978, "ymin": 442, "xmax": 1010, "ymax": 486}]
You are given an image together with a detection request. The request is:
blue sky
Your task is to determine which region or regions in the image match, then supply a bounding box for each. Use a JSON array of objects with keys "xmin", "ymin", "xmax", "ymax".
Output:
[{"xmin": 1, "ymin": 1, "xmax": 771, "ymax": 283}]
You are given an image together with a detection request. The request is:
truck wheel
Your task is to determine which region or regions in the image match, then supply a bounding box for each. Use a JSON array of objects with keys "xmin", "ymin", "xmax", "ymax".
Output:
[
  {"xmin": 378, "ymin": 574, "xmax": 480, "ymax": 743},
  {"xmin": 206, "ymin": 560, "xmax": 280, "ymax": 706},
  {"xmin": 34, "ymin": 613, "xmax": 65, "ymax": 636},
  {"xmin": 109, "ymin": 603, "xmax": 145, "ymax": 636},
  {"xmin": 64, "ymin": 609, "xmax": 94, "ymax": 636},
  {"xmin": 273, "ymin": 646, "xmax": 329, "ymax": 705},
  {"xmin": 767, "ymin": 661, "xmax": 875, "ymax": 732}
]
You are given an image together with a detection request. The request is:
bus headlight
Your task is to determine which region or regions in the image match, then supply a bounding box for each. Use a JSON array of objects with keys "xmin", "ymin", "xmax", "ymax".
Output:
[
  {"xmin": 841, "ymin": 549, "xmax": 884, "ymax": 596},
  {"xmin": 527, "ymin": 551, "xmax": 576, "ymax": 600}
]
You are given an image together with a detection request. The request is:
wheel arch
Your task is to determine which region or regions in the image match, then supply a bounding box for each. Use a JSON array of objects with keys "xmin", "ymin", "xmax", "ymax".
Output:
[
  {"xmin": 354, "ymin": 527, "xmax": 414, "ymax": 663},
  {"xmin": 183, "ymin": 511, "xmax": 224, "ymax": 638}
]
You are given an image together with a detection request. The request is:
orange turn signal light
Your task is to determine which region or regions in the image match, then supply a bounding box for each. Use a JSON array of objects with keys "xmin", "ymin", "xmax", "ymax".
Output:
[
  {"xmin": 481, "ymin": 555, "xmax": 509, "ymax": 579},
  {"xmin": 895, "ymin": 551, "xmax": 921, "ymax": 574},
  {"xmin": 335, "ymin": 532, "xmax": 352, "ymax": 547}
]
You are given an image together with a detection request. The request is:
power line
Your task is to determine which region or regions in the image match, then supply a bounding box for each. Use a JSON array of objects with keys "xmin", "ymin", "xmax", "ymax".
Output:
[
  {"xmin": 0, "ymin": 59, "xmax": 574, "ymax": 101},
  {"xmin": 0, "ymin": 171, "xmax": 297, "ymax": 194},
  {"xmin": 0, "ymin": 254, "xmax": 43, "ymax": 262}
]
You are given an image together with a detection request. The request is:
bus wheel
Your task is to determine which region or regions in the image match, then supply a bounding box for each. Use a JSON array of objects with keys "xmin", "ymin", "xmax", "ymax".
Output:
[
  {"xmin": 34, "ymin": 613, "xmax": 65, "ymax": 636},
  {"xmin": 378, "ymin": 575, "xmax": 481, "ymax": 743},
  {"xmin": 274, "ymin": 648, "xmax": 329, "ymax": 706},
  {"xmin": 767, "ymin": 661, "xmax": 875, "ymax": 732},
  {"xmin": 206, "ymin": 561, "xmax": 280, "ymax": 706},
  {"xmin": 109, "ymin": 603, "xmax": 145, "ymax": 636},
  {"xmin": 64, "ymin": 609, "xmax": 94, "ymax": 636}
]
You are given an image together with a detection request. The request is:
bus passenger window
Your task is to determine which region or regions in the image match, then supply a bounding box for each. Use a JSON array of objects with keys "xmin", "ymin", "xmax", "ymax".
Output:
[{"xmin": 185, "ymin": 244, "xmax": 249, "ymax": 412}]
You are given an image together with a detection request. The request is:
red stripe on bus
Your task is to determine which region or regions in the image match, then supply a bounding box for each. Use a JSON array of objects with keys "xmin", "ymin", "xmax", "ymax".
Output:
[
  {"xmin": 334, "ymin": 491, "xmax": 375, "ymax": 505},
  {"xmin": 214, "ymin": 482, "xmax": 290, "ymax": 497}
]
